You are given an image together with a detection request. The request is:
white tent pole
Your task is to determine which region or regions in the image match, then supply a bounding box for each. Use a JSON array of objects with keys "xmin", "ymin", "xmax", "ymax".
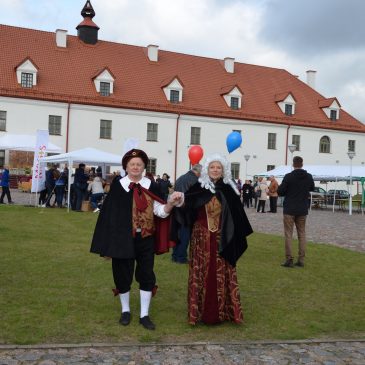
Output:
[
  {"xmin": 67, "ymin": 157, "xmax": 72, "ymax": 212},
  {"xmin": 332, "ymin": 178, "xmax": 337, "ymax": 213}
]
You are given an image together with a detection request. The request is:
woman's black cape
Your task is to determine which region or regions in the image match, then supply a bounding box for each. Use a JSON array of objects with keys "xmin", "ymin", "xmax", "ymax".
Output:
[{"xmin": 171, "ymin": 180, "xmax": 253, "ymax": 267}]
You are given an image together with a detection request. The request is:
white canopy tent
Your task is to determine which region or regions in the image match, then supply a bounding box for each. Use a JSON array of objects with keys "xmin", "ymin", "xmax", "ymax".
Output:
[
  {"xmin": 40, "ymin": 147, "xmax": 123, "ymax": 211},
  {"xmin": 257, "ymin": 165, "xmax": 365, "ymax": 215},
  {"xmin": 0, "ymin": 133, "xmax": 62, "ymax": 152}
]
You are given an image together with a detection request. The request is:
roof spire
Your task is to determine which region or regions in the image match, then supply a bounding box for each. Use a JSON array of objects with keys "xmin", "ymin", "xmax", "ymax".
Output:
[
  {"xmin": 76, "ymin": 0, "xmax": 99, "ymax": 45},
  {"xmin": 81, "ymin": 0, "xmax": 96, "ymax": 19}
]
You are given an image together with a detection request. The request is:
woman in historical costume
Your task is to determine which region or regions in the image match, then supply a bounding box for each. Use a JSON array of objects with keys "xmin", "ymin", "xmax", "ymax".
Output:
[
  {"xmin": 90, "ymin": 149, "xmax": 183, "ymax": 330},
  {"xmin": 173, "ymin": 153, "xmax": 253, "ymax": 325}
]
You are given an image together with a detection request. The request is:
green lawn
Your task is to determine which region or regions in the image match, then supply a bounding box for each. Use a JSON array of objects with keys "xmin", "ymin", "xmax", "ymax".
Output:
[{"xmin": 1, "ymin": 206, "xmax": 364, "ymax": 344}]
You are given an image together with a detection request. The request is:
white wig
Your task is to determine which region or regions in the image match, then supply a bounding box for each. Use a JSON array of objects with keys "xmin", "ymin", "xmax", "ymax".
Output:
[{"xmin": 198, "ymin": 153, "xmax": 240, "ymax": 195}]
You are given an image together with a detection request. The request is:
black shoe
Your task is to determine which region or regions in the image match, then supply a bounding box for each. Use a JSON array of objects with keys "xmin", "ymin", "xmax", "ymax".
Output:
[
  {"xmin": 139, "ymin": 316, "xmax": 155, "ymax": 330},
  {"xmin": 119, "ymin": 312, "xmax": 131, "ymax": 326},
  {"xmin": 295, "ymin": 261, "xmax": 304, "ymax": 267},
  {"xmin": 281, "ymin": 259, "xmax": 294, "ymax": 268}
]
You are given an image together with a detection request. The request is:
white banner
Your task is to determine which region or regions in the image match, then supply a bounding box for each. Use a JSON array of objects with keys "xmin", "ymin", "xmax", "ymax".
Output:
[{"xmin": 31, "ymin": 130, "xmax": 49, "ymax": 193}]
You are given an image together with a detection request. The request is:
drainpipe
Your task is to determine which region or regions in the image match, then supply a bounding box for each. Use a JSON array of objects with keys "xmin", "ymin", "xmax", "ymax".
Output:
[
  {"xmin": 174, "ymin": 113, "xmax": 181, "ymax": 181},
  {"xmin": 65, "ymin": 102, "xmax": 71, "ymax": 152},
  {"xmin": 285, "ymin": 124, "xmax": 291, "ymax": 165}
]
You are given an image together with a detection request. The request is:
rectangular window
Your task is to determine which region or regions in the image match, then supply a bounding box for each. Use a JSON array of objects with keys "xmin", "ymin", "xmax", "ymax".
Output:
[
  {"xmin": 100, "ymin": 82, "xmax": 110, "ymax": 96},
  {"xmin": 285, "ymin": 104, "xmax": 293, "ymax": 116},
  {"xmin": 0, "ymin": 111, "xmax": 6, "ymax": 131},
  {"xmin": 231, "ymin": 163, "xmax": 240, "ymax": 180},
  {"xmin": 230, "ymin": 97, "xmax": 239, "ymax": 110},
  {"xmin": 330, "ymin": 110, "xmax": 337, "ymax": 121},
  {"xmin": 267, "ymin": 133, "xmax": 276, "ymax": 150},
  {"xmin": 146, "ymin": 158, "xmax": 157, "ymax": 175},
  {"xmin": 292, "ymin": 135, "xmax": 300, "ymax": 151},
  {"xmin": 348, "ymin": 140, "xmax": 356, "ymax": 152},
  {"xmin": 48, "ymin": 115, "xmax": 62, "ymax": 135},
  {"xmin": 190, "ymin": 127, "xmax": 201, "ymax": 145},
  {"xmin": 100, "ymin": 119, "xmax": 112, "ymax": 139},
  {"xmin": 147, "ymin": 123, "xmax": 158, "ymax": 141},
  {"xmin": 170, "ymin": 90, "xmax": 180, "ymax": 103},
  {"xmin": 267, "ymin": 165, "xmax": 275, "ymax": 171},
  {"xmin": 21, "ymin": 72, "xmax": 33, "ymax": 88},
  {"xmin": 0, "ymin": 150, "xmax": 5, "ymax": 168}
]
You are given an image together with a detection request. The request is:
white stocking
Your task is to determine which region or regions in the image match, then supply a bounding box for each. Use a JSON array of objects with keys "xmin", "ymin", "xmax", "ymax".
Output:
[
  {"xmin": 140, "ymin": 290, "xmax": 152, "ymax": 318},
  {"xmin": 119, "ymin": 292, "xmax": 130, "ymax": 313}
]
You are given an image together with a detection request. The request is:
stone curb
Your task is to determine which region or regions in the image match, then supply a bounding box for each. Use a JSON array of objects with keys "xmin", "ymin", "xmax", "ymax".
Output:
[{"xmin": 1, "ymin": 338, "xmax": 364, "ymax": 350}]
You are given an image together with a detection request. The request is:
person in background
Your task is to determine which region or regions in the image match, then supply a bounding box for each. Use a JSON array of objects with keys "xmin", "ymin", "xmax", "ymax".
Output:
[
  {"xmin": 0, "ymin": 165, "xmax": 14, "ymax": 204},
  {"xmin": 172, "ymin": 153, "xmax": 253, "ymax": 325},
  {"xmin": 88, "ymin": 173, "xmax": 105, "ymax": 213},
  {"xmin": 236, "ymin": 178, "xmax": 242, "ymax": 194},
  {"xmin": 241, "ymin": 180, "xmax": 252, "ymax": 209},
  {"xmin": 45, "ymin": 164, "xmax": 56, "ymax": 207},
  {"xmin": 268, "ymin": 175, "xmax": 279, "ymax": 213},
  {"xmin": 73, "ymin": 163, "xmax": 89, "ymax": 211},
  {"xmin": 171, "ymin": 163, "xmax": 202, "ymax": 264},
  {"xmin": 54, "ymin": 168, "xmax": 66, "ymax": 208},
  {"xmin": 159, "ymin": 173, "xmax": 172, "ymax": 201},
  {"xmin": 252, "ymin": 179, "xmax": 258, "ymax": 208},
  {"xmin": 112, "ymin": 170, "xmax": 122, "ymax": 182},
  {"xmin": 90, "ymin": 149, "xmax": 184, "ymax": 331},
  {"xmin": 255, "ymin": 177, "xmax": 269, "ymax": 213},
  {"xmin": 278, "ymin": 156, "xmax": 314, "ymax": 268}
]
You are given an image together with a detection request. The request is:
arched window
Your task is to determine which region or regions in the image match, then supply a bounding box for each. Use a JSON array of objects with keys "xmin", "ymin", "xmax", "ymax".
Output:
[{"xmin": 319, "ymin": 136, "xmax": 331, "ymax": 153}]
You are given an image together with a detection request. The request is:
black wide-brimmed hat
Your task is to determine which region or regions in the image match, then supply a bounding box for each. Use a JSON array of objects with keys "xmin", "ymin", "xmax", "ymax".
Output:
[{"xmin": 122, "ymin": 149, "xmax": 149, "ymax": 170}]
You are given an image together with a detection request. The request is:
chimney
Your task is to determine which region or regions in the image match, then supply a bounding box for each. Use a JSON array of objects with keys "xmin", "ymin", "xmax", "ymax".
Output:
[
  {"xmin": 224, "ymin": 57, "xmax": 235, "ymax": 73},
  {"xmin": 147, "ymin": 45, "xmax": 159, "ymax": 62},
  {"xmin": 56, "ymin": 29, "xmax": 67, "ymax": 48},
  {"xmin": 306, "ymin": 70, "xmax": 317, "ymax": 89}
]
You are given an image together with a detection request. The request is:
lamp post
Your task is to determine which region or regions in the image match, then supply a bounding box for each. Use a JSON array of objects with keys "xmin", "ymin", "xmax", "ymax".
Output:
[
  {"xmin": 244, "ymin": 154, "xmax": 250, "ymax": 179},
  {"xmin": 347, "ymin": 151, "xmax": 355, "ymax": 216},
  {"xmin": 288, "ymin": 144, "xmax": 296, "ymax": 170}
]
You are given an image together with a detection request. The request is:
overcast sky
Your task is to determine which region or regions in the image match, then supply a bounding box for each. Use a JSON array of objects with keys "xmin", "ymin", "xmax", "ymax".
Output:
[{"xmin": 1, "ymin": 0, "xmax": 364, "ymax": 124}]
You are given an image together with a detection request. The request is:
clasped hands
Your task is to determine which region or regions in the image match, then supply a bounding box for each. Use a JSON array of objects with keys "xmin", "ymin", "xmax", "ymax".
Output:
[{"xmin": 167, "ymin": 191, "xmax": 184, "ymax": 207}]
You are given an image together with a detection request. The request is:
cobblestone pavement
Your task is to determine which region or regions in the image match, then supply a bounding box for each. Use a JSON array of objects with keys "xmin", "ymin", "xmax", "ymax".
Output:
[
  {"xmin": 1, "ymin": 340, "xmax": 365, "ymax": 365},
  {"xmin": 3, "ymin": 191, "xmax": 365, "ymax": 364}
]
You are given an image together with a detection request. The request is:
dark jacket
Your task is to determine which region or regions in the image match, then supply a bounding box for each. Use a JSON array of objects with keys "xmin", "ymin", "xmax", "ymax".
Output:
[
  {"xmin": 90, "ymin": 178, "xmax": 163, "ymax": 258},
  {"xmin": 171, "ymin": 180, "xmax": 253, "ymax": 267},
  {"xmin": 0, "ymin": 169, "xmax": 10, "ymax": 187},
  {"xmin": 278, "ymin": 168, "xmax": 315, "ymax": 216},
  {"xmin": 174, "ymin": 170, "xmax": 199, "ymax": 193},
  {"xmin": 74, "ymin": 168, "xmax": 89, "ymax": 190}
]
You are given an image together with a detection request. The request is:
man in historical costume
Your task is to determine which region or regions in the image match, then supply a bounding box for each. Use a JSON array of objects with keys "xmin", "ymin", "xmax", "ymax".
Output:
[
  {"xmin": 171, "ymin": 163, "xmax": 202, "ymax": 264},
  {"xmin": 90, "ymin": 149, "xmax": 183, "ymax": 330},
  {"xmin": 171, "ymin": 153, "xmax": 253, "ymax": 325}
]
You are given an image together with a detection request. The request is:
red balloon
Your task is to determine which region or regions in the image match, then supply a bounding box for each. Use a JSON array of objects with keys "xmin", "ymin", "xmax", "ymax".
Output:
[{"xmin": 188, "ymin": 145, "xmax": 204, "ymax": 165}]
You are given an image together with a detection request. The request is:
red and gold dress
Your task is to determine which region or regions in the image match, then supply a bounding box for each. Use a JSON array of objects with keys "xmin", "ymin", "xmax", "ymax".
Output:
[{"xmin": 188, "ymin": 196, "xmax": 243, "ymax": 325}]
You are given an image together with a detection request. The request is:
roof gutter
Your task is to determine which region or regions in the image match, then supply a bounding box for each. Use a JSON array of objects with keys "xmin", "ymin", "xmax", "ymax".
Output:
[
  {"xmin": 65, "ymin": 102, "xmax": 70, "ymax": 152},
  {"xmin": 285, "ymin": 124, "xmax": 291, "ymax": 165},
  {"xmin": 174, "ymin": 113, "xmax": 181, "ymax": 181}
]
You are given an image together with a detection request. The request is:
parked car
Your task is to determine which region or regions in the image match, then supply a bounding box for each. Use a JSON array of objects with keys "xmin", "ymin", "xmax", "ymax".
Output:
[
  {"xmin": 310, "ymin": 187, "xmax": 327, "ymax": 199},
  {"xmin": 327, "ymin": 189, "xmax": 350, "ymax": 203}
]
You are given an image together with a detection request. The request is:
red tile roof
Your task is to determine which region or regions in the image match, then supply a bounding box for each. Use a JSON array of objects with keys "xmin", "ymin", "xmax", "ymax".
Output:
[
  {"xmin": 0, "ymin": 24, "xmax": 364, "ymax": 133},
  {"xmin": 318, "ymin": 97, "xmax": 341, "ymax": 108}
]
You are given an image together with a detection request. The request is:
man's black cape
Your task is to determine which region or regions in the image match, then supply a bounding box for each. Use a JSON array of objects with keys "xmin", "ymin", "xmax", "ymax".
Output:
[
  {"xmin": 90, "ymin": 178, "xmax": 167, "ymax": 259},
  {"xmin": 171, "ymin": 180, "xmax": 253, "ymax": 267}
]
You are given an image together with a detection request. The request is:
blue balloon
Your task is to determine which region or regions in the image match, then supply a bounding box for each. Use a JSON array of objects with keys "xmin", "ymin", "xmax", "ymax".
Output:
[{"xmin": 226, "ymin": 131, "xmax": 242, "ymax": 153}]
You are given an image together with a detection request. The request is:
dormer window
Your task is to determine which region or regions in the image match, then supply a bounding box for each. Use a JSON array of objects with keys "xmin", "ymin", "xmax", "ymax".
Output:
[
  {"xmin": 221, "ymin": 86, "xmax": 243, "ymax": 110},
  {"xmin": 330, "ymin": 109, "xmax": 337, "ymax": 121},
  {"xmin": 162, "ymin": 77, "xmax": 183, "ymax": 103},
  {"xmin": 100, "ymin": 82, "xmax": 110, "ymax": 97},
  {"xmin": 93, "ymin": 68, "xmax": 115, "ymax": 96},
  {"xmin": 170, "ymin": 90, "xmax": 180, "ymax": 103},
  {"xmin": 230, "ymin": 97, "xmax": 239, "ymax": 110},
  {"xmin": 319, "ymin": 97, "xmax": 341, "ymax": 121},
  {"xmin": 21, "ymin": 73, "xmax": 33, "ymax": 88},
  {"xmin": 275, "ymin": 92, "xmax": 296, "ymax": 115},
  {"xmin": 16, "ymin": 58, "xmax": 38, "ymax": 88},
  {"xmin": 285, "ymin": 104, "xmax": 293, "ymax": 116}
]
